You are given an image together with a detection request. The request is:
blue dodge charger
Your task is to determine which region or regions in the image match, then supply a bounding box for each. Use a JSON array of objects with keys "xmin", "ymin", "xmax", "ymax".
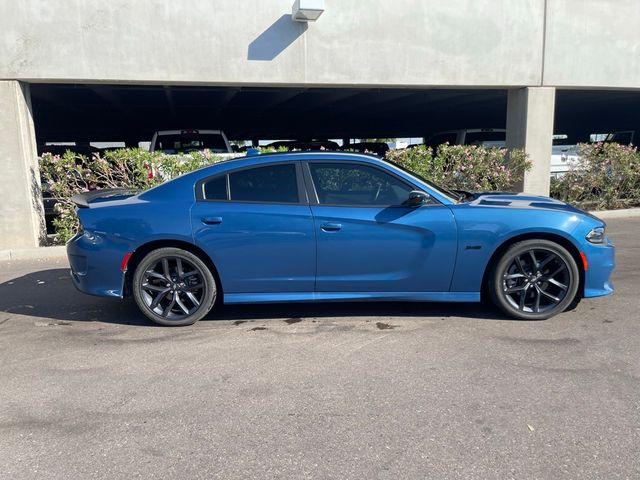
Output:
[{"xmin": 67, "ymin": 151, "xmax": 615, "ymax": 326}]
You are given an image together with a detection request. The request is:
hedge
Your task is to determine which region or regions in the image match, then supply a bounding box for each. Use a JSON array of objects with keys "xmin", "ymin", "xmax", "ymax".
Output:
[{"xmin": 549, "ymin": 142, "xmax": 640, "ymax": 210}]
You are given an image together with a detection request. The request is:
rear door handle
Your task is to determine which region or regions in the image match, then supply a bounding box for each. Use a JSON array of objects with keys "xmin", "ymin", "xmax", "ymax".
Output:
[
  {"xmin": 320, "ymin": 222, "xmax": 342, "ymax": 232},
  {"xmin": 201, "ymin": 216, "xmax": 222, "ymax": 225}
]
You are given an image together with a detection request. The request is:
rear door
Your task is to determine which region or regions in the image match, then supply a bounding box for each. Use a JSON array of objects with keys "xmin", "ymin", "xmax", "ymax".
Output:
[
  {"xmin": 191, "ymin": 162, "xmax": 316, "ymax": 293},
  {"xmin": 304, "ymin": 161, "xmax": 457, "ymax": 293}
]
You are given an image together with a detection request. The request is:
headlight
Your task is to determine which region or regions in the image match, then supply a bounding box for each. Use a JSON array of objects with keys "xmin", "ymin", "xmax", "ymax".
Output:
[{"xmin": 586, "ymin": 226, "xmax": 606, "ymax": 244}]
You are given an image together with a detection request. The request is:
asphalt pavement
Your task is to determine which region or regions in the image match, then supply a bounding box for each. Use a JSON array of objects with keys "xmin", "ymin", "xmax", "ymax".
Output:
[{"xmin": 0, "ymin": 218, "xmax": 638, "ymax": 480}]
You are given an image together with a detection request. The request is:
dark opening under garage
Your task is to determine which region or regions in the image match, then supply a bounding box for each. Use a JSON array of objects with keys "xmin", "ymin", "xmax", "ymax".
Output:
[{"xmin": 29, "ymin": 84, "xmax": 640, "ymax": 148}]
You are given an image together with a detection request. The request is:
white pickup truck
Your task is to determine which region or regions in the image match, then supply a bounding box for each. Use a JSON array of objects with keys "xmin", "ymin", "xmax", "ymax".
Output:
[{"xmin": 149, "ymin": 129, "xmax": 232, "ymax": 154}]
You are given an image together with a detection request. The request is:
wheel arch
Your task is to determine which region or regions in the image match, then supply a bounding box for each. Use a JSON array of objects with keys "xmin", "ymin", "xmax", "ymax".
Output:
[
  {"xmin": 123, "ymin": 239, "xmax": 223, "ymax": 301},
  {"xmin": 480, "ymin": 231, "xmax": 585, "ymax": 303}
]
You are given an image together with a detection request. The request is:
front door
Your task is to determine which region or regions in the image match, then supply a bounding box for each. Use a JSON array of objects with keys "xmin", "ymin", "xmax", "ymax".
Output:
[{"xmin": 306, "ymin": 161, "xmax": 457, "ymax": 293}]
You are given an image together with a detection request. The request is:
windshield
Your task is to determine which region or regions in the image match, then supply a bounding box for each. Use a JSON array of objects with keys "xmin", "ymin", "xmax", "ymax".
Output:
[
  {"xmin": 156, "ymin": 133, "xmax": 229, "ymax": 153},
  {"xmin": 464, "ymin": 131, "xmax": 506, "ymax": 145},
  {"xmin": 387, "ymin": 160, "xmax": 459, "ymax": 203}
]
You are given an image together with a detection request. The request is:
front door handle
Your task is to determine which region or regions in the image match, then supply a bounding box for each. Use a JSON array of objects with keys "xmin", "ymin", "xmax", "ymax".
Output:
[
  {"xmin": 201, "ymin": 216, "xmax": 222, "ymax": 225},
  {"xmin": 320, "ymin": 222, "xmax": 342, "ymax": 232}
]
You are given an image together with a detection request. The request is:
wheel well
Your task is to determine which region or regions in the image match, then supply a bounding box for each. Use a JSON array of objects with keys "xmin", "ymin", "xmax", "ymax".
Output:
[
  {"xmin": 480, "ymin": 232, "xmax": 585, "ymax": 303},
  {"xmin": 123, "ymin": 239, "xmax": 222, "ymax": 300}
]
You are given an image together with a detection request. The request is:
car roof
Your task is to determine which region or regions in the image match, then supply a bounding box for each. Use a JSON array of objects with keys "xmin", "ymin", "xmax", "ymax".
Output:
[
  {"xmin": 218, "ymin": 150, "xmax": 384, "ymax": 166},
  {"xmin": 154, "ymin": 129, "xmax": 224, "ymax": 135}
]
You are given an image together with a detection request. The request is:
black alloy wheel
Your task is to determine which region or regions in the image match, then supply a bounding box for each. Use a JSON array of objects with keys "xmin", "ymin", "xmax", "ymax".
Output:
[
  {"xmin": 490, "ymin": 240, "xmax": 579, "ymax": 320},
  {"xmin": 133, "ymin": 247, "xmax": 217, "ymax": 326}
]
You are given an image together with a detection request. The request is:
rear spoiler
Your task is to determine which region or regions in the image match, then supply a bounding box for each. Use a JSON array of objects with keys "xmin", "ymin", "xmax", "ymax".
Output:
[{"xmin": 70, "ymin": 188, "xmax": 139, "ymax": 208}]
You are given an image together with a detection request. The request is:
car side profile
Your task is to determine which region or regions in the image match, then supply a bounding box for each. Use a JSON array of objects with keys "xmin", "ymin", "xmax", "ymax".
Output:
[{"xmin": 67, "ymin": 151, "xmax": 615, "ymax": 326}]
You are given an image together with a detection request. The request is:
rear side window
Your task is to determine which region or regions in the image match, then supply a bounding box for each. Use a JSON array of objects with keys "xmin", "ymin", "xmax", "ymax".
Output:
[
  {"xmin": 229, "ymin": 164, "xmax": 299, "ymax": 203},
  {"xmin": 203, "ymin": 176, "xmax": 227, "ymax": 200}
]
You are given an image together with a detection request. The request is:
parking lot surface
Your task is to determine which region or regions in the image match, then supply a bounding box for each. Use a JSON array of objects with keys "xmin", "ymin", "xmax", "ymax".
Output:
[{"xmin": 0, "ymin": 218, "xmax": 638, "ymax": 480}]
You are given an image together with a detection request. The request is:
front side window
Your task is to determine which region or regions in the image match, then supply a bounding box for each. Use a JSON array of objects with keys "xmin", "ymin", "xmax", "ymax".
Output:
[
  {"xmin": 309, "ymin": 163, "xmax": 413, "ymax": 206},
  {"xmin": 229, "ymin": 164, "xmax": 299, "ymax": 203}
]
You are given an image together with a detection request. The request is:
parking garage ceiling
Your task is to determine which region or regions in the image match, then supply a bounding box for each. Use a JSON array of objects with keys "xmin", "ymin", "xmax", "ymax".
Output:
[{"xmin": 30, "ymin": 84, "xmax": 640, "ymax": 143}]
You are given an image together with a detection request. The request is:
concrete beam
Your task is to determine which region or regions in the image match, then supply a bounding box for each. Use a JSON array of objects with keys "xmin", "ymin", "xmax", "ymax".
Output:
[
  {"xmin": 506, "ymin": 87, "xmax": 556, "ymax": 196},
  {"xmin": 0, "ymin": 81, "xmax": 45, "ymax": 249}
]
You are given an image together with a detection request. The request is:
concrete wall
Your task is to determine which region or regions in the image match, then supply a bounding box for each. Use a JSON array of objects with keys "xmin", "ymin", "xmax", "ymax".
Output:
[
  {"xmin": 544, "ymin": 0, "xmax": 640, "ymax": 88},
  {"xmin": 1, "ymin": 0, "xmax": 638, "ymax": 89},
  {"xmin": 1, "ymin": 0, "xmax": 539, "ymax": 87},
  {"xmin": 0, "ymin": 81, "xmax": 44, "ymax": 249}
]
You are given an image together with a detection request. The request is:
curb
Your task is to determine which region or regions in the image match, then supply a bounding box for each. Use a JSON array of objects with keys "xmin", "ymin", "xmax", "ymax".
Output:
[
  {"xmin": 0, "ymin": 245, "xmax": 66, "ymax": 262},
  {"xmin": 588, "ymin": 208, "xmax": 640, "ymax": 220}
]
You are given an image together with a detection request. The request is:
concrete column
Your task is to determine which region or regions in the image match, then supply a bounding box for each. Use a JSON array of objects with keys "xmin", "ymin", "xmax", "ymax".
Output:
[
  {"xmin": 0, "ymin": 81, "xmax": 45, "ymax": 249},
  {"xmin": 506, "ymin": 87, "xmax": 556, "ymax": 195}
]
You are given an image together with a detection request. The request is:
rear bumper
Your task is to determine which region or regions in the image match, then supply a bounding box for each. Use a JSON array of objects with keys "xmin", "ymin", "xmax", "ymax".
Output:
[
  {"xmin": 66, "ymin": 231, "xmax": 128, "ymax": 298},
  {"xmin": 583, "ymin": 238, "xmax": 615, "ymax": 298}
]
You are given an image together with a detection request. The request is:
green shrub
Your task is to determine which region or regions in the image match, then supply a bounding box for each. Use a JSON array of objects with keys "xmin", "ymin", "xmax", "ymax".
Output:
[
  {"xmin": 550, "ymin": 142, "xmax": 640, "ymax": 210},
  {"xmin": 40, "ymin": 148, "xmax": 227, "ymax": 243},
  {"xmin": 386, "ymin": 144, "xmax": 530, "ymax": 192}
]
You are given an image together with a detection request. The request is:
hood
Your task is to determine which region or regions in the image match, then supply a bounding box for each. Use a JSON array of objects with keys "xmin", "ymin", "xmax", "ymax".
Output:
[{"xmin": 467, "ymin": 191, "xmax": 599, "ymax": 219}]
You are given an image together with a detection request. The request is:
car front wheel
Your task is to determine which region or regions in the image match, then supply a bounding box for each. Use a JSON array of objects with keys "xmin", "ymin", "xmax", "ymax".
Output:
[
  {"xmin": 132, "ymin": 247, "xmax": 217, "ymax": 326},
  {"xmin": 489, "ymin": 239, "xmax": 580, "ymax": 320}
]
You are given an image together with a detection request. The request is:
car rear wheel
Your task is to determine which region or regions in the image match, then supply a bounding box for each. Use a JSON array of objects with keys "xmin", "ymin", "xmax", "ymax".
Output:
[
  {"xmin": 132, "ymin": 247, "xmax": 217, "ymax": 326},
  {"xmin": 489, "ymin": 240, "xmax": 579, "ymax": 320}
]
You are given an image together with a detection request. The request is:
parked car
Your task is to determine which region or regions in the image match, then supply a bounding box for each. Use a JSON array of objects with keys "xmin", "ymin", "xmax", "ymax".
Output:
[
  {"xmin": 149, "ymin": 129, "xmax": 232, "ymax": 154},
  {"xmin": 425, "ymin": 128, "xmax": 507, "ymax": 148},
  {"xmin": 266, "ymin": 140, "xmax": 340, "ymax": 151},
  {"xmin": 341, "ymin": 142, "xmax": 390, "ymax": 157},
  {"xmin": 67, "ymin": 151, "xmax": 614, "ymax": 326},
  {"xmin": 603, "ymin": 130, "xmax": 637, "ymax": 146},
  {"xmin": 550, "ymin": 144, "xmax": 581, "ymax": 178}
]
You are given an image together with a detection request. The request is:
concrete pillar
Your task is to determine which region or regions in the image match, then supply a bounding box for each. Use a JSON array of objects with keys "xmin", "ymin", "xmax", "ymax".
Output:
[
  {"xmin": 0, "ymin": 81, "xmax": 45, "ymax": 249},
  {"xmin": 506, "ymin": 87, "xmax": 556, "ymax": 195}
]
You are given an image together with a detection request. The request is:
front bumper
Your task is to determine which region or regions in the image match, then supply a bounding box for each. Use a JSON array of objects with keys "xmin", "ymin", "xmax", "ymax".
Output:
[
  {"xmin": 67, "ymin": 231, "xmax": 129, "ymax": 298},
  {"xmin": 582, "ymin": 237, "xmax": 615, "ymax": 298}
]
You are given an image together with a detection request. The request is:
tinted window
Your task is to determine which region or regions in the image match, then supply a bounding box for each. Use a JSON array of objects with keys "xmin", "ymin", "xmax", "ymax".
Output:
[
  {"xmin": 606, "ymin": 131, "xmax": 634, "ymax": 145},
  {"xmin": 464, "ymin": 131, "xmax": 505, "ymax": 145},
  {"xmin": 229, "ymin": 164, "xmax": 299, "ymax": 203},
  {"xmin": 309, "ymin": 163, "xmax": 413, "ymax": 206},
  {"xmin": 156, "ymin": 133, "xmax": 229, "ymax": 153},
  {"xmin": 203, "ymin": 176, "xmax": 227, "ymax": 200},
  {"xmin": 425, "ymin": 133, "xmax": 457, "ymax": 148}
]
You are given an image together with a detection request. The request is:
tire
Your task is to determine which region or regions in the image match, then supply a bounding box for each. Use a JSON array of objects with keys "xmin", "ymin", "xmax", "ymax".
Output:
[
  {"xmin": 488, "ymin": 239, "xmax": 579, "ymax": 320},
  {"xmin": 132, "ymin": 247, "xmax": 217, "ymax": 326}
]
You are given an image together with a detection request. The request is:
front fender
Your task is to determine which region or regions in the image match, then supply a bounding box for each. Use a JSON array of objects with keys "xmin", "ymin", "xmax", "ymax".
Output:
[{"xmin": 448, "ymin": 206, "xmax": 583, "ymax": 292}]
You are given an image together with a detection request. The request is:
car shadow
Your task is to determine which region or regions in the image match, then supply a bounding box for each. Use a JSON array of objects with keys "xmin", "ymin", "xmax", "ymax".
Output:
[{"xmin": 0, "ymin": 268, "xmax": 511, "ymax": 326}]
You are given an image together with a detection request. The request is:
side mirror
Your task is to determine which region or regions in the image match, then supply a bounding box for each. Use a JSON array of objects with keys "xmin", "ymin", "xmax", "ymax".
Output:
[{"xmin": 406, "ymin": 190, "xmax": 430, "ymax": 207}]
